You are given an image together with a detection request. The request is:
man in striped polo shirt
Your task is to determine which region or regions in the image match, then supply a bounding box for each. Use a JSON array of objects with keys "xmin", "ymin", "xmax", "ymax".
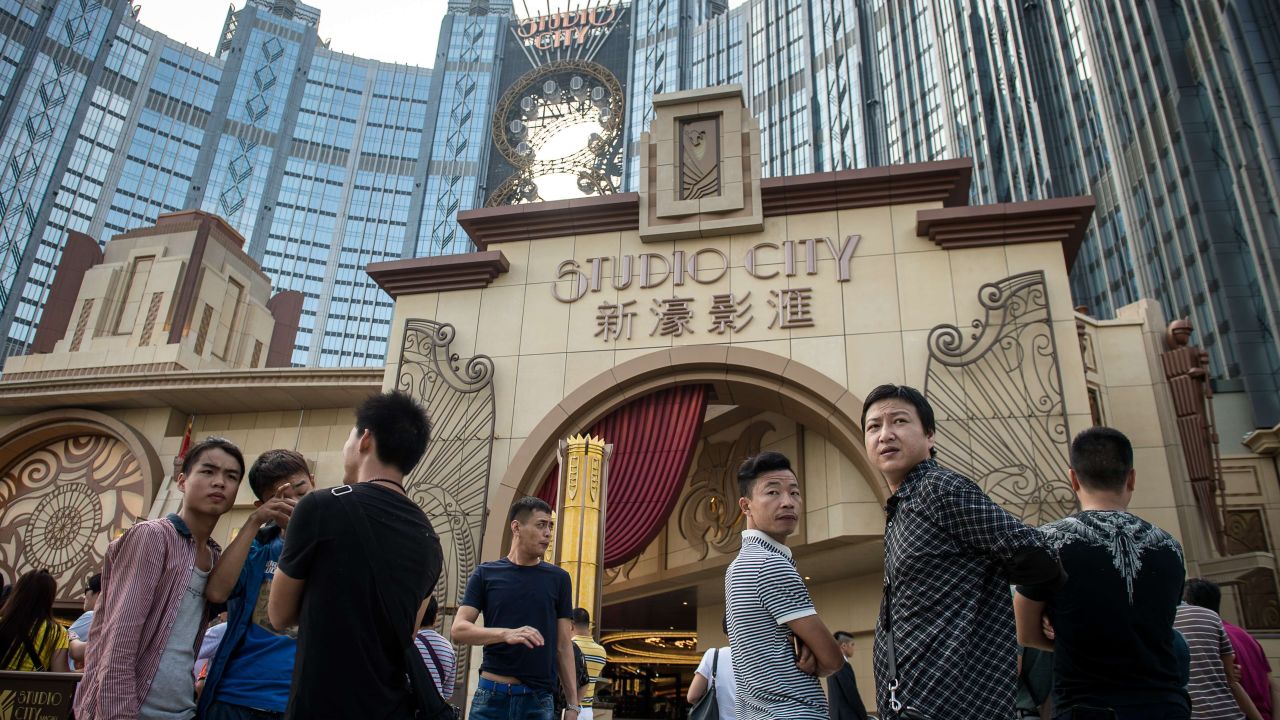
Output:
[
  {"xmin": 1176, "ymin": 580, "xmax": 1263, "ymax": 720},
  {"xmin": 726, "ymin": 451, "xmax": 844, "ymax": 720},
  {"xmin": 571, "ymin": 607, "xmax": 608, "ymax": 720}
]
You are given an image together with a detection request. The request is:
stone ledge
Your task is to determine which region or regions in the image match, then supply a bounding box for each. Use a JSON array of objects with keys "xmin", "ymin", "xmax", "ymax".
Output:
[
  {"xmin": 916, "ymin": 195, "xmax": 1096, "ymax": 268},
  {"xmin": 460, "ymin": 158, "xmax": 976, "ymax": 249},
  {"xmin": 366, "ymin": 251, "xmax": 510, "ymax": 298}
]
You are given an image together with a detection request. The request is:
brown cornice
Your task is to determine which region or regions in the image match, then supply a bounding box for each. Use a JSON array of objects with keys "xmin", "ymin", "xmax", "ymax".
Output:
[
  {"xmin": 460, "ymin": 194, "xmax": 639, "ymax": 249},
  {"xmin": 460, "ymin": 158, "xmax": 975, "ymax": 250},
  {"xmin": 916, "ymin": 195, "xmax": 1096, "ymax": 268},
  {"xmin": 0, "ymin": 367, "xmax": 382, "ymax": 415},
  {"xmin": 366, "ymin": 250, "xmax": 510, "ymax": 298},
  {"xmin": 759, "ymin": 158, "xmax": 973, "ymax": 215}
]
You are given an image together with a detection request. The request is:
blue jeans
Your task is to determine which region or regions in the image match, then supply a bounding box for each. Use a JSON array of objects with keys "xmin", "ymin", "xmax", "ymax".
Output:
[{"xmin": 468, "ymin": 687, "xmax": 555, "ymax": 720}]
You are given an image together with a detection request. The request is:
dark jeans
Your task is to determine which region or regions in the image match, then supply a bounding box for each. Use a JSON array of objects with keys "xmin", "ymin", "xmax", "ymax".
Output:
[
  {"xmin": 1054, "ymin": 703, "xmax": 1191, "ymax": 720},
  {"xmin": 469, "ymin": 686, "xmax": 555, "ymax": 720},
  {"xmin": 204, "ymin": 700, "xmax": 286, "ymax": 720}
]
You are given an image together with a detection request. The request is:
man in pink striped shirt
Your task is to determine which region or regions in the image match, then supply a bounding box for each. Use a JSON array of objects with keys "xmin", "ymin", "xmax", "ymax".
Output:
[{"xmin": 75, "ymin": 437, "xmax": 244, "ymax": 720}]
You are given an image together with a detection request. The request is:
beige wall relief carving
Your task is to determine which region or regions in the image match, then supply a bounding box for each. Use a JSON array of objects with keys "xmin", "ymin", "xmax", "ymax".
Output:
[
  {"xmin": 676, "ymin": 420, "xmax": 774, "ymax": 560},
  {"xmin": 0, "ymin": 423, "xmax": 149, "ymax": 605},
  {"xmin": 679, "ymin": 115, "xmax": 721, "ymax": 200}
]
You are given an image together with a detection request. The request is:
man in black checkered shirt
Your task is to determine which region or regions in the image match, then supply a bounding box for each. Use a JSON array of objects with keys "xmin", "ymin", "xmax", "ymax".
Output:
[{"xmin": 862, "ymin": 385, "xmax": 1065, "ymax": 719}]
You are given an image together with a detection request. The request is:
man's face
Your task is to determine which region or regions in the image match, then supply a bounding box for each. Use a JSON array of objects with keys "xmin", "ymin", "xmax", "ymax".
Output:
[
  {"xmin": 256, "ymin": 470, "xmax": 313, "ymax": 529},
  {"xmin": 863, "ymin": 398, "xmax": 934, "ymax": 484},
  {"xmin": 839, "ymin": 638, "xmax": 855, "ymax": 659},
  {"xmin": 83, "ymin": 586, "xmax": 98, "ymax": 612},
  {"xmin": 739, "ymin": 469, "xmax": 802, "ymax": 538},
  {"xmin": 273, "ymin": 471, "xmax": 314, "ymax": 501},
  {"xmin": 177, "ymin": 447, "xmax": 242, "ymax": 516},
  {"xmin": 513, "ymin": 510, "xmax": 554, "ymax": 558}
]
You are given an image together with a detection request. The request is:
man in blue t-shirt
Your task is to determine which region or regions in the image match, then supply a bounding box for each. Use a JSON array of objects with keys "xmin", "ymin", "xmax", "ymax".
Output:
[
  {"xmin": 198, "ymin": 449, "xmax": 313, "ymax": 720},
  {"xmin": 453, "ymin": 497, "xmax": 579, "ymax": 720}
]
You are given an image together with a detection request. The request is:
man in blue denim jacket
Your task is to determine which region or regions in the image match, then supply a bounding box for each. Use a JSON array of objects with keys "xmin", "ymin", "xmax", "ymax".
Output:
[{"xmin": 199, "ymin": 449, "xmax": 313, "ymax": 720}]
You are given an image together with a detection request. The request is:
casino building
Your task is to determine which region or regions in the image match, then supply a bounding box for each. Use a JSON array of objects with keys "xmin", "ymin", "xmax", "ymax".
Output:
[
  {"xmin": 0, "ymin": 0, "xmax": 1276, "ymax": 443},
  {"xmin": 1, "ymin": 86, "xmax": 1279, "ymax": 717}
]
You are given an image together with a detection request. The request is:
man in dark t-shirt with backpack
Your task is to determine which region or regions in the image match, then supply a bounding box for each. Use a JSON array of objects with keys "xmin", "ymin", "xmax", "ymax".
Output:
[
  {"xmin": 453, "ymin": 497, "xmax": 580, "ymax": 720},
  {"xmin": 268, "ymin": 391, "xmax": 442, "ymax": 719}
]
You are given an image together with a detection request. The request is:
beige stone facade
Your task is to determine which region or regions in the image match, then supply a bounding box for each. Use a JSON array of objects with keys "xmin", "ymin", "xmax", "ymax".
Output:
[
  {"xmin": 0, "ymin": 86, "xmax": 1277, "ymax": 713},
  {"xmin": 0, "ymin": 211, "xmax": 378, "ymax": 608}
]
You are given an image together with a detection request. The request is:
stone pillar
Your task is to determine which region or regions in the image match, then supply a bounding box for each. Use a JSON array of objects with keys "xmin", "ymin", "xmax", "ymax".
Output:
[{"xmin": 553, "ymin": 434, "xmax": 611, "ymax": 621}]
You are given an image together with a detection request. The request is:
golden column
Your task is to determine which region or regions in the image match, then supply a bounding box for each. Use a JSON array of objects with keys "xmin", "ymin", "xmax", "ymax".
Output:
[{"xmin": 553, "ymin": 434, "xmax": 612, "ymax": 621}]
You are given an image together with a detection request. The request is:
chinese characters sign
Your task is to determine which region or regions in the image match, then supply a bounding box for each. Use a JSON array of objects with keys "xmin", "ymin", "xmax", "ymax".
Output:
[{"xmin": 556, "ymin": 235, "xmax": 860, "ymax": 343}]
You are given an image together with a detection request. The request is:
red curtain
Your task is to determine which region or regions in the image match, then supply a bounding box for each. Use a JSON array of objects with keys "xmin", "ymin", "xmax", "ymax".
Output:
[{"xmin": 537, "ymin": 384, "xmax": 709, "ymax": 567}]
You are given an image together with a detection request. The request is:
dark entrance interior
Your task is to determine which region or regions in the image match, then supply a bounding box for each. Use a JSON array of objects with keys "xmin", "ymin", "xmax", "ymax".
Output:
[{"xmin": 597, "ymin": 587, "xmax": 701, "ymax": 719}]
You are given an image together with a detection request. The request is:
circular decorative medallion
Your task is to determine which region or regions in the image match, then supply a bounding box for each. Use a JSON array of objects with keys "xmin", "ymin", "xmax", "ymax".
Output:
[
  {"xmin": 22, "ymin": 482, "xmax": 102, "ymax": 573},
  {"xmin": 488, "ymin": 59, "xmax": 625, "ymax": 205},
  {"xmin": 0, "ymin": 433, "xmax": 145, "ymax": 603}
]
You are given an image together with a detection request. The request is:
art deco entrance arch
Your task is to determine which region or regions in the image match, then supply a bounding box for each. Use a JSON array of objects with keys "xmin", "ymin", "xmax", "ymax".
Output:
[
  {"xmin": 0, "ymin": 409, "xmax": 162, "ymax": 605},
  {"xmin": 485, "ymin": 345, "xmax": 884, "ymax": 557}
]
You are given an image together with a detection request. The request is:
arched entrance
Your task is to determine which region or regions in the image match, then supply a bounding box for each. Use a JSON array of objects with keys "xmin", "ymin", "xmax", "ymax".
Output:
[
  {"xmin": 0, "ymin": 410, "xmax": 161, "ymax": 607},
  {"xmin": 486, "ymin": 347, "xmax": 887, "ymax": 716},
  {"xmin": 488, "ymin": 345, "xmax": 885, "ymax": 553}
]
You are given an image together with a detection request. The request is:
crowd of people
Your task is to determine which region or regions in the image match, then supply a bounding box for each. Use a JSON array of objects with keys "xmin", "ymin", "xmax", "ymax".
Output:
[{"xmin": 0, "ymin": 383, "xmax": 1276, "ymax": 720}]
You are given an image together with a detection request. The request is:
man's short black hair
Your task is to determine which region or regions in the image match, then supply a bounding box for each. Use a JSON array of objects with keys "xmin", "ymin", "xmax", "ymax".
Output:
[
  {"xmin": 247, "ymin": 449, "xmax": 310, "ymax": 501},
  {"xmin": 355, "ymin": 391, "xmax": 432, "ymax": 475},
  {"xmin": 737, "ymin": 451, "xmax": 793, "ymax": 499},
  {"xmin": 861, "ymin": 384, "xmax": 937, "ymax": 457},
  {"xmin": 86, "ymin": 573, "xmax": 101, "ymax": 594},
  {"xmin": 573, "ymin": 607, "xmax": 590, "ymax": 626},
  {"xmin": 420, "ymin": 595, "xmax": 439, "ymax": 627},
  {"xmin": 1184, "ymin": 578, "xmax": 1221, "ymax": 614},
  {"xmin": 508, "ymin": 496, "xmax": 553, "ymax": 525},
  {"xmin": 181, "ymin": 437, "xmax": 246, "ymax": 477},
  {"xmin": 1070, "ymin": 426, "xmax": 1133, "ymax": 492}
]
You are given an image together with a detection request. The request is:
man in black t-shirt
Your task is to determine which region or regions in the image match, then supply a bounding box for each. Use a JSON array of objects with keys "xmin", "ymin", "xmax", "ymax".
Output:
[
  {"xmin": 453, "ymin": 497, "xmax": 579, "ymax": 720},
  {"xmin": 268, "ymin": 391, "xmax": 442, "ymax": 720},
  {"xmin": 1014, "ymin": 427, "xmax": 1190, "ymax": 720}
]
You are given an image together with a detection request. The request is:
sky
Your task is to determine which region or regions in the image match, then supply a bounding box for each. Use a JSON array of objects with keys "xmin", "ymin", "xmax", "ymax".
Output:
[
  {"xmin": 139, "ymin": 1, "xmax": 453, "ymax": 67},
  {"xmin": 139, "ymin": 0, "xmax": 746, "ymax": 68}
]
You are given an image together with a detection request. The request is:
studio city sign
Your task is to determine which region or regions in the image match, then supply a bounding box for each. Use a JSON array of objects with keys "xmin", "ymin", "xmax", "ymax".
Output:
[
  {"xmin": 552, "ymin": 235, "xmax": 861, "ymax": 303},
  {"xmin": 516, "ymin": 5, "xmax": 620, "ymax": 50}
]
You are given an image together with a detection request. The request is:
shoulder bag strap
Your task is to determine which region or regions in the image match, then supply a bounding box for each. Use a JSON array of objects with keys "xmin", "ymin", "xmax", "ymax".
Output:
[
  {"xmin": 884, "ymin": 503, "xmax": 903, "ymax": 716},
  {"xmin": 20, "ymin": 631, "xmax": 46, "ymax": 672},
  {"xmin": 333, "ymin": 487, "xmax": 449, "ymax": 716},
  {"xmin": 418, "ymin": 631, "xmax": 449, "ymax": 685},
  {"xmin": 710, "ymin": 647, "xmax": 718, "ymax": 680}
]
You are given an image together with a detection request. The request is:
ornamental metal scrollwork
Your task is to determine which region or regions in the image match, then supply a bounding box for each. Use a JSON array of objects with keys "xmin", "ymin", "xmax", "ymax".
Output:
[
  {"xmin": 0, "ymin": 434, "xmax": 146, "ymax": 605},
  {"xmin": 395, "ymin": 319, "xmax": 496, "ymax": 699},
  {"xmin": 676, "ymin": 421, "xmax": 774, "ymax": 560},
  {"xmin": 923, "ymin": 271, "xmax": 1077, "ymax": 525},
  {"xmin": 486, "ymin": 59, "xmax": 625, "ymax": 206}
]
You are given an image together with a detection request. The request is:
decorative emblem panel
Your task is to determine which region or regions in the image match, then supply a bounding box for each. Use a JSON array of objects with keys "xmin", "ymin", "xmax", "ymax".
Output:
[{"xmin": 0, "ymin": 434, "xmax": 145, "ymax": 604}]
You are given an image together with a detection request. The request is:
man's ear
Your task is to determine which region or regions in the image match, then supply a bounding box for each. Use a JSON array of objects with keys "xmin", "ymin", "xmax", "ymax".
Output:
[
  {"xmin": 253, "ymin": 499, "xmax": 264, "ymax": 509},
  {"xmin": 1126, "ymin": 469, "xmax": 1136, "ymax": 493},
  {"xmin": 1067, "ymin": 468, "xmax": 1081, "ymax": 493},
  {"xmin": 738, "ymin": 496, "xmax": 750, "ymax": 516},
  {"xmin": 176, "ymin": 472, "xmax": 188, "ymax": 493}
]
